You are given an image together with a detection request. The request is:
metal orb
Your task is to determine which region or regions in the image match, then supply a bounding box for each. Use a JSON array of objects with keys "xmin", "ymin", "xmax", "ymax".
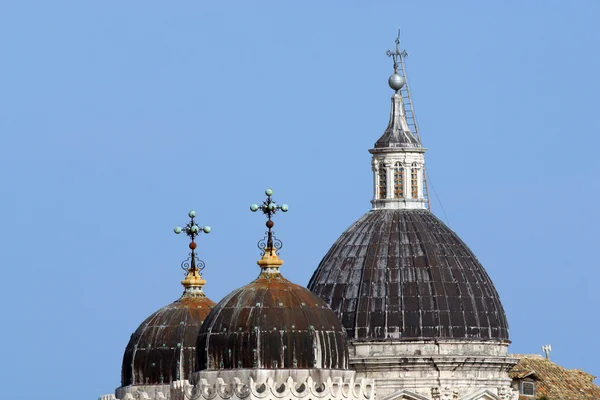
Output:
[
  {"xmin": 189, "ymin": 242, "xmax": 197, "ymax": 250},
  {"xmin": 388, "ymin": 73, "xmax": 405, "ymax": 91},
  {"xmin": 268, "ymin": 203, "xmax": 276, "ymax": 211},
  {"xmin": 191, "ymin": 225, "xmax": 200, "ymax": 233},
  {"xmin": 188, "ymin": 210, "xmax": 196, "ymax": 218},
  {"xmin": 250, "ymin": 204, "xmax": 259, "ymax": 212},
  {"xmin": 265, "ymin": 188, "xmax": 273, "ymax": 196},
  {"xmin": 203, "ymin": 226, "xmax": 211, "ymax": 234},
  {"xmin": 280, "ymin": 204, "xmax": 289, "ymax": 212},
  {"xmin": 173, "ymin": 226, "xmax": 182, "ymax": 234},
  {"xmin": 266, "ymin": 220, "xmax": 274, "ymax": 229}
]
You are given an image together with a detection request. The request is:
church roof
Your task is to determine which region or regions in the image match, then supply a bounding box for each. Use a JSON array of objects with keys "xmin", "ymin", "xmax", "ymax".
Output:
[
  {"xmin": 308, "ymin": 209, "xmax": 509, "ymax": 341},
  {"xmin": 196, "ymin": 189, "xmax": 349, "ymax": 371},
  {"xmin": 121, "ymin": 295, "xmax": 215, "ymax": 386},
  {"xmin": 196, "ymin": 271, "xmax": 349, "ymax": 370},
  {"xmin": 374, "ymin": 93, "xmax": 422, "ymax": 149},
  {"xmin": 510, "ymin": 354, "xmax": 600, "ymax": 400},
  {"xmin": 120, "ymin": 210, "xmax": 215, "ymax": 386}
]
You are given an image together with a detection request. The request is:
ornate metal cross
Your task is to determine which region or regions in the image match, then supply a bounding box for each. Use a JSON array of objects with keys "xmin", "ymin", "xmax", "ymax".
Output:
[
  {"xmin": 173, "ymin": 210, "xmax": 211, "ymax": 273},
  {"xmin": 250, "ymin": 188, "xmax": 288, "ymax": 255},
  {"xmin": 386, "ymin": 28, "xmax": 408, "ymax": 73}
]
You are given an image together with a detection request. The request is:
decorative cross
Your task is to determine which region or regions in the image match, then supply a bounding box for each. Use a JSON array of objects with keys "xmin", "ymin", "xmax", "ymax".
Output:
[
  {"xmin": 250, "ymin": 188, "xmax": 288, "ymax": 255},
  {"xmin": 173, "ymin": 210, "xmax": 211, "ymax": 273},
  {"xmin": 386, "ymin": 28, "xmax": 408, "ymax": 73}
]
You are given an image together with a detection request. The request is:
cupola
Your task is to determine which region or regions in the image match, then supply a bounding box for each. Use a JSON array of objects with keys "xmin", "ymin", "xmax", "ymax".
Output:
[
  {"xmin": 196, "ymin": 189, "xmax": 349, "ymax": 371},
  {"xmin": 120, "ymin": 211, "xmax": 216, "ymax": 387}
]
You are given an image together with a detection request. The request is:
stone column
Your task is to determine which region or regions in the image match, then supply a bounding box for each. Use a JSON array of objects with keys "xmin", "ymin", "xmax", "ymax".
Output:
[{"xmin": 385, "ymin": 161, "xmax": 393, "ymax": 199}]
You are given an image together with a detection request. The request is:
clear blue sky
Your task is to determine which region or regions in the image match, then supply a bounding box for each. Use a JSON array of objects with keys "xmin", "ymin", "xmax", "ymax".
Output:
[{"xmin": 1, "ymin": 1, "xmax": 599, "ymax": 398}]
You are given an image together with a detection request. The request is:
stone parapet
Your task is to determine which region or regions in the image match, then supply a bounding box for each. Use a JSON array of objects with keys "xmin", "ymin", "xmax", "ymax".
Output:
[
  {"xmin": 100, "ymin": 384, "xmax": 171, "ymax": 400},
  {"xmin": 171, "ymin": 373, "xmax": 374, "ymax": 400}
]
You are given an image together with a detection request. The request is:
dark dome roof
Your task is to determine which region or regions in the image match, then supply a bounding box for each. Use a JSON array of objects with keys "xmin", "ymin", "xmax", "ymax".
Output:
[
  {"xmin": 307, "ymin": 209, "xmax": 509, "ymax": 342},
  {"xmin": 121, "ymin": 295, "xmax": 215, "ymax": 386},
  {"xmin": 196, "ymin": 271, "xmax": 349, "ymax": 370}
]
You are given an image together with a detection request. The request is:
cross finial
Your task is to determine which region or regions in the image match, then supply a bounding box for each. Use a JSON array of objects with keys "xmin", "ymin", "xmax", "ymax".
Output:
[
  {"xmin": 250, "ymin": 188, "xmax": 288, "ymax": 256},
  {"xmin": 386, "ymin": 28, "xmax": 408, "ymax": 74},
  {"xmin": 173, "ymin": 210, "xmax": 211, "ymax": 293}
]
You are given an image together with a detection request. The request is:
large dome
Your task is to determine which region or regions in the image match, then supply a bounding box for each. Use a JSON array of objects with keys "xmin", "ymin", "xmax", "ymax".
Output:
[
  {"xmin": 196, "ymin": 255, "xmax": 349, "ymax": 371},
  {"xmin": 307, "ymin": 209, "xmax": 509, "ymax": 342},
  {"xmin": 121, "ymin": 295, "xmax": 215, "ymax": 386}
]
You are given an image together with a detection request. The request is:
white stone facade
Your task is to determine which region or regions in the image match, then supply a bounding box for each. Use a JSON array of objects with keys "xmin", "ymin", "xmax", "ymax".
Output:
[
  {"xmin": 349, "ymin": 341, "xmax": 518, "ymax": 400},
  {"xmin": 100, "ymin": 384, "xmax": 171, "ymax": 400},
  {"xmin": 173, "ymin": 370, "xmax": 374, "ymax": 400},
  {"xmin": 102, "ymin": 370, "xmax": 374, "ymax": 400}
]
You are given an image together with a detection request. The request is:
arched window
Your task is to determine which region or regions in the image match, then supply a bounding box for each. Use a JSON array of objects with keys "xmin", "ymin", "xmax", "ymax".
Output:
[
  {"xmin": 394, "ymin": 163, "xmax": 404, "ymax": 198},
  {"xmin": 378, "ymin": 163, "xmax": 387, "ymax": 199},
  {"xmin": 411, "ymin": 163, "xmax": 419, "ymax": 199}
]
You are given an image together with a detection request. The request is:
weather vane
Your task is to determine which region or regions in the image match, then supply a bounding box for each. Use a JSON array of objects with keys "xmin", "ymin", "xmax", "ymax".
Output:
[
  {"xmin": 173, "ymin": 210, "xmax": 211, "ymax": 274},
  {"xmin": 386, "ymin": 28, "xmax": 408, "ymax": 73},
  {"xmin": 250, "ymin": 188, "xmax": 288, "ymax": 256}
]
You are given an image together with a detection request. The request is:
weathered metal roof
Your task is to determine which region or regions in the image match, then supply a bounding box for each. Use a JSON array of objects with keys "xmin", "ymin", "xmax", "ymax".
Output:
[
  {"xmin": 307, "ymin": 209, "xmax": 509, "ymax": 341},
  {"xmin": 374, "ymin": 93, "xmax": 422, "ymax": 149},
  {"xmin": 196, "ymin": 272, "xmax": 349, "ymax": 371},
  {"xmin": 121, "ymin": 295, "xmax": 216, "ymax": 386}
]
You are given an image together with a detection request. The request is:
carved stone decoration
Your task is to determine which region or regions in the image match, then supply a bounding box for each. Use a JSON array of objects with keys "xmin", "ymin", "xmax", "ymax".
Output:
[
  {"xmin": 171, "ymin": 375, "xmax": 374, "ymax": 400},
  {"xmin": 432, "ymin": 387, "xmax": 459, "ymax": 400},
  {"xmin": 497, "ymin": 386, "xmax": 517, "ymax": 400}
]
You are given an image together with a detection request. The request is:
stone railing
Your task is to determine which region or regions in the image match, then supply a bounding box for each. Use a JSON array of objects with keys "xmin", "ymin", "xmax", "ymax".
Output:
[
  {"xmin": 171, "ymin": 376, "xmax": 374, "ymax": 400},
  {"xmin": 100, "ymin": 384, "xmax": 170, "ymax": 400}
]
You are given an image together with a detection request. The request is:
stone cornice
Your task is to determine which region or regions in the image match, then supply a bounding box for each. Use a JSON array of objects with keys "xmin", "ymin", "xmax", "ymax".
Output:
[
  {"xmin": 351, "ymin": 354, "xmax": 519, "ymax": 372},
  {"xmin": 369, "ymin": 147, "xmax": 427, "ymax": 154}
]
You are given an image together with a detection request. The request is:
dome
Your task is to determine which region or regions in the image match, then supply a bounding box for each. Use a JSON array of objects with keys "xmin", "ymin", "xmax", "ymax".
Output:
[
  {"xmin": 196, "ymin": 251, "xmax": 349, "ymax": 371},
  {"xmin": 121, "ymin": 211, "xmax": 215, "ymax": 387},
  {"xmin": 307, "ymin": 209, "xmax": 509, "ymax": 342},
  {"xmin": 121, "ymin": 295, "xmax": 215, "ymax": 386}
]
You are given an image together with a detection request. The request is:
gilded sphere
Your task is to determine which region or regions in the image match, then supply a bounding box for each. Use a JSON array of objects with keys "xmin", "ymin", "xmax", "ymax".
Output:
[
  {"xmin": 265, "ymin": 188, "xmax": 273, "ymax": 196},
  {"xmin": 388, "ymin": 73, "xmax": 405, "ymax": 91},
  {"xmin": 188, "ymin": 210, "xmax": 196, "ymax": 218}
]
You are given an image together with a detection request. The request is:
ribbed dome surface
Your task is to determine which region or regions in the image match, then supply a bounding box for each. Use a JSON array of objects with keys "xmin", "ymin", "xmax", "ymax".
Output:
[
  {"xmin": 196, "ymin": 272, "xmax": 349, "ymax": 371},
  {"xmin": 307, "ymin": 209, "xmax": 509, "ymax": 341},
  {"xmin": 121, "ymin": 295, "xmax": 215, "ymax": 386}
]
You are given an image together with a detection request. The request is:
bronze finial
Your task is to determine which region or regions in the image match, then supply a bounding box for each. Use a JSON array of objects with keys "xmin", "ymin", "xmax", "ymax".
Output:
[
  {"xmin": 250, "ymin": 188, "xmax": 289, "ymax": 257},
  {"xmin": 173, "ymin": 210, "xmax": 211, "ymax": 290}
]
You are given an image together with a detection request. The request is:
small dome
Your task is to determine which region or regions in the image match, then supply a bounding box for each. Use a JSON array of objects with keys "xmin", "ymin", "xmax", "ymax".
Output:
[
  {"xmin": 308, "ymin": 209, "xmax": 509, "ymax": 342},
  {"xmin": 196, "ymin": 256, "xmax": 349, "ymax": 370},
  {"xmin": 121, "ymin": 295, "xmax": 215, "ymax": 386}
]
